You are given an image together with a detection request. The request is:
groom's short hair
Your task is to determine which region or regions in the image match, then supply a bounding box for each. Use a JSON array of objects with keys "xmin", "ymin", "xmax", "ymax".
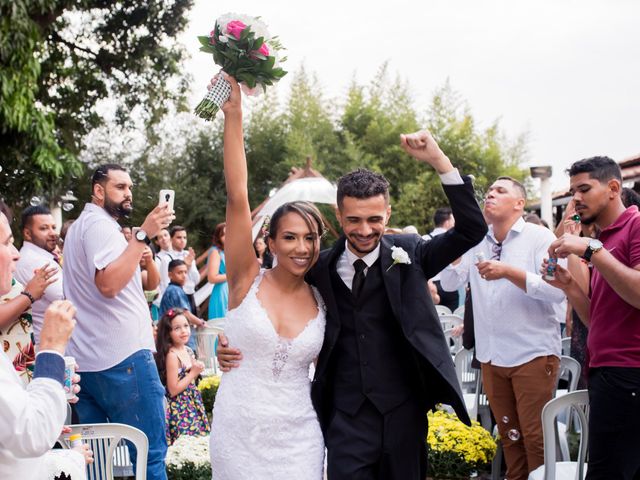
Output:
[{"xmin": 337, "ymin": 169, "xmax": 390, "ymax": 208}]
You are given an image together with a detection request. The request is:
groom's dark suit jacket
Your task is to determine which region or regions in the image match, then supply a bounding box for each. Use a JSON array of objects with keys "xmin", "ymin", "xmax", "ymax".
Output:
[{"xmin": 306, "ymin": 177, "xmax": 487, "ymax": 431}]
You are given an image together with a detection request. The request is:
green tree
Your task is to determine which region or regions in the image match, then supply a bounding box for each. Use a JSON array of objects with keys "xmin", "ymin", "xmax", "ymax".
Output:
[
  {"xmin": 393, "ymin": 81, "xmax": 528, "ymax": 232},
  {"xmin": 342, "ymin": 64, "xmax": 421, "ymax": 199},
  {"xmin": 0, "ymin": 0, "xmax": 193, "ymax": 207},
  {"xmin": 283, "ymin": 66, "xmax": 344, "ymax": 178}
]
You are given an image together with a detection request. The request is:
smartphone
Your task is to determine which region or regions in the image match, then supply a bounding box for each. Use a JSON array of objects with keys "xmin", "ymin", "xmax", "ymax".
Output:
[{"xmin": 159, "ymin": 189, "xmax": 175, "ymax": 213}]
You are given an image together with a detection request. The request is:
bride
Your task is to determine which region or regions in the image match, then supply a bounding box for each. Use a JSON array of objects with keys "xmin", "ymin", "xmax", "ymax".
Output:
[{"xmin": 209, "ymin": 73, "xmax": 326, "ymax": 479}]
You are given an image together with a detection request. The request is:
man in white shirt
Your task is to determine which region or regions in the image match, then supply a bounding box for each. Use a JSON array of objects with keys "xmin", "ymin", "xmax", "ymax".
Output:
[
  {"xmin": 63, "ymin": 163, "xmax": 173, "ymax": 480},
  {"xmin": 440, "ymin": 176, "xmax": 566, "ymax": 480},
  {"xmin": 0, "ymin": 210, "xmax": 79, "ymax": 479},
  {"xmin": 15, "ymin": 205, "xmax": 64, "ymax": 345}
]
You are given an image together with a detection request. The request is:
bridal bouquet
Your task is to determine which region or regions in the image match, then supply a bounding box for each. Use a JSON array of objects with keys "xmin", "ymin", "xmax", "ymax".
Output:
[{"xmin": 194, "ymin": 13, "xmax": 287, "ymax": 120}]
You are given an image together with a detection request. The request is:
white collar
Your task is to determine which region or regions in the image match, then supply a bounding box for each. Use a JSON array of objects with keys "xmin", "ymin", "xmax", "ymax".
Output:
[
  {"xmin": 20, "ymin": 241, "xmax": 55, "ymax": 260},
  {"xmin": 487, "ymin": 216, "xmax": 526, "ymax": 244},
  {"xmin": 344, "ymin": 240, "xmax": 381, "ymax": 268},
  {"xmin": 85, "ymin": 202, "xmax": 121, "ymax": 229}
]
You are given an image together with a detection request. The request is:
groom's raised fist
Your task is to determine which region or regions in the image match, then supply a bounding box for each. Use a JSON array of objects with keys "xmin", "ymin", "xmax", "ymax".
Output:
[{"xmin": 400, "ymin": 129, "xmax": 454, "ymax": 175}]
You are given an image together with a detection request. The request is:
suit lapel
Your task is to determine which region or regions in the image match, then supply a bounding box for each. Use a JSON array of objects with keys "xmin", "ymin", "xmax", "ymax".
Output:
[
  {"xmin": 380, "ymin": 236, "xmax": 403, "ymax": 320},
  {"xmin": 316, "ymin": 237, "xmax": 345, "ymax": 326}
]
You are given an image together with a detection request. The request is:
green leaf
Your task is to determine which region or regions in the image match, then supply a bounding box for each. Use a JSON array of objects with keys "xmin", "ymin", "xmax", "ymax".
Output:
[{"xmin": 198, "ymin": 36, "xmax": 213, "ymax": 48}]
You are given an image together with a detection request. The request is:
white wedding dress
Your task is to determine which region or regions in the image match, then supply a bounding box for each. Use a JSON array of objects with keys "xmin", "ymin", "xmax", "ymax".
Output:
[{"xmin": 210, "ymin": 270, "xmax": 326, "ymax": 479}]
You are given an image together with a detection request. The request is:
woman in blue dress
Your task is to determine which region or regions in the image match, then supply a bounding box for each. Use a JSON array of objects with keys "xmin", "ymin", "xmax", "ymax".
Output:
[{"xmin": 207, "ymin": 222, "xmax": 228, "ymax": 320}]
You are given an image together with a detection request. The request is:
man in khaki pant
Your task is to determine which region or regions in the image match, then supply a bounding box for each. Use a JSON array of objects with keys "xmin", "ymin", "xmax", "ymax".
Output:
[{"xmin": 441, "ymin": 176, "xmax": 566, "ymax": 480}]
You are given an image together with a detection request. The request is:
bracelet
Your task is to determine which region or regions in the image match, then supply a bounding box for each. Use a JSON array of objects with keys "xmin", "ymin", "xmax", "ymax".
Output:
[{"xmin": 20, "ymin": 291, "xmax": 35, "ymax": 304}]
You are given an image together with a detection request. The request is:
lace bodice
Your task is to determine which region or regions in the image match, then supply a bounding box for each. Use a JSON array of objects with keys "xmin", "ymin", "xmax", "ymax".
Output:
[
  {"xmin": 210, "ymin": 270, "xmax": 326, "ymax": 479},
  {"xmin": 222, "ymin": 270, "xmax": 326, "ymax": 385}
]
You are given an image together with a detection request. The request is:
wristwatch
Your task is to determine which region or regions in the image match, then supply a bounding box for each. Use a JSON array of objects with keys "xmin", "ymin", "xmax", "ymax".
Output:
[
  {"xmin": 135, "ymin": 229, "xmax": 151, "ymax": 245},
  {"xmin": 582, "ymin": 239, "xmax": 603, "ymax": 262}
]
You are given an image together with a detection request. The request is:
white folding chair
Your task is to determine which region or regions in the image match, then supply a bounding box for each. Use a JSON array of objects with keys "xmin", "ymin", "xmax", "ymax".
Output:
[
  {"xmin": 453, "ymin": 305, "xmax": 465, "ymax": 317},
  {"xmin": 439, "ymin": 313, "xmax": 463, "ymax": 331},
  {"xmin": 556, "ymin": 355, "xmax": 581, "ymax": 398},
  {"xmin": 443, "ymin": 328, "xmax": 462, "ymax": 355},
  {"xmin": 453, "ymin": 348, "xmax": 477, "ymax": 394},
  {"xmin": 561, "ymin": 337, "xmax": 571, "ymax": 356},
  {"xmin": 58, "ymin": 423, "xmax": 148, "ymax": 480},
  {"xmin": 435, "ymin": 305, "xmax": 452, "ymax": 316},
  {"xmin": 196, "ymin": 320, "xmax": 225, "ymax": 375},
  {"xmin": 528, "ymin": 390, "xmax": 589, "ymax": 480},
  {"xmin": 554, "ymin": 356, "xmax": 582, "ymax": 461}
]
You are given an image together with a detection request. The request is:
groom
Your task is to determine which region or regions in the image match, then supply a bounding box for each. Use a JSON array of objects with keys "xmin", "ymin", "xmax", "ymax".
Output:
[{"xmin": 219, "ymin": 130, "xmax": 487, "ymax": 479}]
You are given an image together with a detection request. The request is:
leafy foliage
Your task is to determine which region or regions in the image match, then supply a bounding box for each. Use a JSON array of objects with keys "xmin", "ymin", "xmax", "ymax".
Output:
[
  {"xmin": 0, "ymin": 0, "xmax": 193, "ymax": 207},
  {"xmin": 167, "ymin": 462, "xmax": 211, "ymax": 480}
]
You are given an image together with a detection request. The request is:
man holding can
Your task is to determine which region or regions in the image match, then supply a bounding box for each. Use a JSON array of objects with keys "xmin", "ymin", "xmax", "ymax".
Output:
[
  {"xmin": 440, "ymin": 176, "xmax": 566, "ymax": 480},
  {"xmin": 545, "ymin": 157, "xmax": 640, "ymax": 479},
  {"xmin": 63, "ymin": 164, "xmax": 172, "ymax": 480}
]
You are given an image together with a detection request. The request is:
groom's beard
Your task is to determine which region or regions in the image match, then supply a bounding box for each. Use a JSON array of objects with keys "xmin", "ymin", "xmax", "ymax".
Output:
[{"xmin": 346, "ymin": 233, "xmax": 382, "ymax": 255}]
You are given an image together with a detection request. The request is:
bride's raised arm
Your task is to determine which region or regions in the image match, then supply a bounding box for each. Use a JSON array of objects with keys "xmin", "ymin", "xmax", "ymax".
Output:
[{"xmin": 219, "ymin": 74, "xmax": 260, "ymax": 306}]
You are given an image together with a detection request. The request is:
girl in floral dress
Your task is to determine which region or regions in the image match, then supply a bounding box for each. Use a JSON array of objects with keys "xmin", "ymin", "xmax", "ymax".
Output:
[{"xmin": 155, "ymin": 308, "xmax": 210, "ymax": 445}]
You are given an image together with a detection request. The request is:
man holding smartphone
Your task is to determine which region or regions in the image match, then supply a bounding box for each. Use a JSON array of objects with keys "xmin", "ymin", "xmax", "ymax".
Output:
[{"xmin": 63, "ymin": 164, "xmax": 174, "ymax": 480}]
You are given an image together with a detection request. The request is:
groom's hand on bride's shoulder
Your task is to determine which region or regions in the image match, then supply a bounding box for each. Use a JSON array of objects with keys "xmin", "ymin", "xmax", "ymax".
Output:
[
  {"xmin": 400, "ymin": 129, "xmax": 454, "ymax": 174},
  {"xmin": 216, "ymin": 333, "xmax": 243, "ymax": 372}
]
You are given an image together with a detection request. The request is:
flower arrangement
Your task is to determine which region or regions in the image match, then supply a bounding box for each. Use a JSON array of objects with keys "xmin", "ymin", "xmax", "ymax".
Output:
[
  {"xmin": 197, "ymin": 374, "xmax": 221, "ymax": 414},
  {"xmin": 194, "ymin": 13, "xmax": 287, "ymax": 120},
  {"xmin": 166, "ymin": 434, "xmax": 211, "ymax": 480},
  {"xmin": 427, "ymin": 410, "xmax": 497, "ymax": 479}
]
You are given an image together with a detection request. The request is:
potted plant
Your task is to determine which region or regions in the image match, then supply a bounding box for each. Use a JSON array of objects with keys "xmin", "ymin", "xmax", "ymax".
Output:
[
  {"xmin": 166, "ymin": 434, "xmax": 211, "ymax": 480},
  {"xmin": 426, "ymin": 410, "xmax": 497, "ymax": 479},
  {"xmin": 197, "ymin": 374, "xmax": 221, "ymax": 421}
]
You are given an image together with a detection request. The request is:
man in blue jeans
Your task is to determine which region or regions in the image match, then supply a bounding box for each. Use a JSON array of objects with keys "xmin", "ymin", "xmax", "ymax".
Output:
[{"xmin": 63, "ymin": 164, "xmax": 173, "ymax": 479}]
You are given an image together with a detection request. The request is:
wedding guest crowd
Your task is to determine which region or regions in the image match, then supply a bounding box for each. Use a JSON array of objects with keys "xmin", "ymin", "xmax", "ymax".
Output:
[{"xmin": 2, "ymin": 147, "xmax": 639, "ymax": 480}]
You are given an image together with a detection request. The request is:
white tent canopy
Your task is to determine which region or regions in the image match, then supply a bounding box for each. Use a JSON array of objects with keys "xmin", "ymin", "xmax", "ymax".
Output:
[
  {"xmin": 195, "ymin": 176, "xmax": 337, "ymax": 308},
  {"xmin": 251, "ymin": 177, "xmax": 337, "ymax": 240}
]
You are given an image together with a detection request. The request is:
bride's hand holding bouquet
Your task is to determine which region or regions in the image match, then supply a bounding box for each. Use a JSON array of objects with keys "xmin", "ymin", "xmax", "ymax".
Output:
[{"xmin": 195, "ymin": 13, "xmax": 287, "ymax": 120}]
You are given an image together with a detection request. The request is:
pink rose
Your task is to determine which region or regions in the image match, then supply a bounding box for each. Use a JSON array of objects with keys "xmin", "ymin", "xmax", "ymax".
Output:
[
  {"xmin": 209, "ymin": 29, "xmax": 216, "ymax": 44},
  {"xmin": 241, "ymin": 83, "xmax": 261, "ymax": 96},
  {"xmin": 226, "ymin": 20, "xmax": 246, "ymax": 40},
  {"xmin": 257, "ymin": 43, "xmax": 269, "ymax": 57}
]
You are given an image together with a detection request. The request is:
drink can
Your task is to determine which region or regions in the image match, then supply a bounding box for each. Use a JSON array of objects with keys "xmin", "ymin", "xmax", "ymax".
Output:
[
  {"xmin": 63, "ymin": 356, "xmax": 76, "ymax": 400},
  {"xmin": 69, "ymin": 433, "xmax": 82, "ymax": 448},
  {"xmin": 475, "ymin": 251, "xmax": 486, "ymax": 263},
  {"xmin": 545, "ymin": 257, "xmax": 558, "ymax": 280}
]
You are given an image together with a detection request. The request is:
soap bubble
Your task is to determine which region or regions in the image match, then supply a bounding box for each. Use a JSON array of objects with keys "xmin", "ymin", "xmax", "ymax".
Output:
[
  {"xmin": 507, "ymin": 429, "xmax": 521, "ymax": 441},
  {"xmin": 502, "ymin": 416, "xmax": 509, "ymax": 424},
  {"xmin": 62, "ymin": 203, "xmax": 74, "ymax": 212},
  {"xmin": 30, "ymin": 196, "xmax": 41, "ymax": 206}
]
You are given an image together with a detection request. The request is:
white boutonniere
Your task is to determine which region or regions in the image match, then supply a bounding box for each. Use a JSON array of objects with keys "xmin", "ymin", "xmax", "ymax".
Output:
[{"xmin": 387, "ymin": 246, "xmax": 412, "ymax": 272}]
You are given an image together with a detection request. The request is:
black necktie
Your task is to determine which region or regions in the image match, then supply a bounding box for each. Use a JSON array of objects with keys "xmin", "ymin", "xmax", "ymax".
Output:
[{"xmin": 352, "ymin": 259, "xmax": 367, "ymax": 299}]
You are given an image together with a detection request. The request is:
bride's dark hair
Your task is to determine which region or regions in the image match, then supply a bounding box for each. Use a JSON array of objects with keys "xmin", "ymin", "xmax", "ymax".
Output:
[{"xmin": 267, "ymin": 201, "xmax": 325, "ymax": 263}]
